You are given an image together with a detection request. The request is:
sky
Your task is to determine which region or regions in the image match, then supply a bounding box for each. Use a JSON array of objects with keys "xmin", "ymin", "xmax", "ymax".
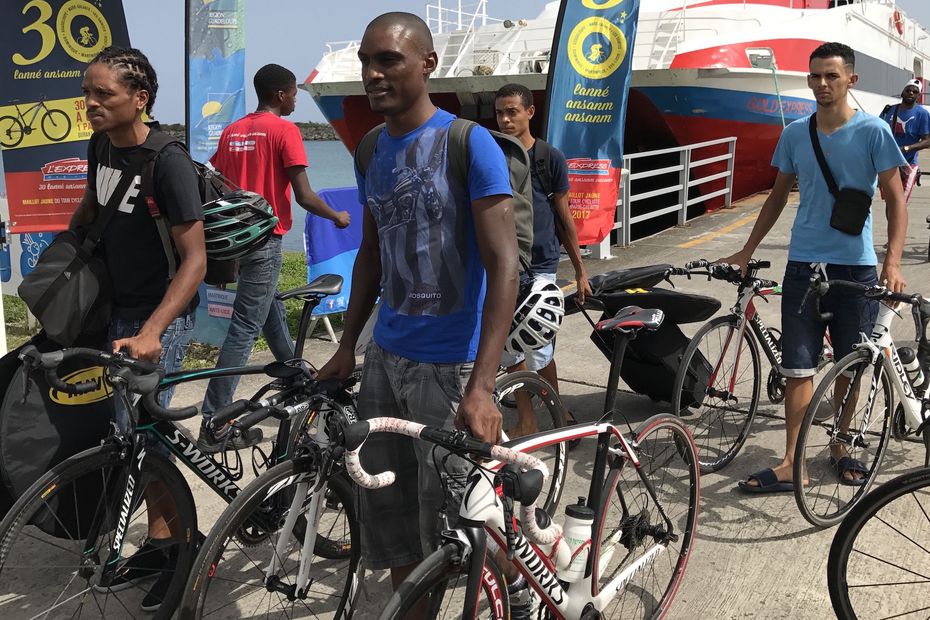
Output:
[{"xmin": 126, "ymin": 0, "xmax": 546, "ymax": 123}]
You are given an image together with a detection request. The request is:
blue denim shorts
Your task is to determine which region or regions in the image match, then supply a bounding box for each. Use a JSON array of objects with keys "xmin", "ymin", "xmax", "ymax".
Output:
[
  {"xmin": 109, "ymin": 313, "xmax": 195, "ymax": 451},
  {"xmin": 780, "ymin": 262, "xmax": 878, "ymax": 377}
]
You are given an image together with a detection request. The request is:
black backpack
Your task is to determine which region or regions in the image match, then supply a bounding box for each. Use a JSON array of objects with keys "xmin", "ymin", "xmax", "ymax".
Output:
[{"xmin": 354, "ymin": 118, "xmax": 535, "ymax": 272}]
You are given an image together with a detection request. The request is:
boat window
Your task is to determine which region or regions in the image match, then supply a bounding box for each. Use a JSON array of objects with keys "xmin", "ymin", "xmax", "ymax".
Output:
[{"xmin": 746, "ymin": 47, "xmax": 775, "ymax": 70}]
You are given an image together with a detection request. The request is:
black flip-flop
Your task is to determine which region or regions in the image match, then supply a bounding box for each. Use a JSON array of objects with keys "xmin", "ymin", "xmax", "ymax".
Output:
[
  {"xmin": 737, "ymin": 468, "xmax": 794, "ymax": 494},
  {"xmin": 830, "ymin": 456, "xmax": 868, "ymax": 486}
]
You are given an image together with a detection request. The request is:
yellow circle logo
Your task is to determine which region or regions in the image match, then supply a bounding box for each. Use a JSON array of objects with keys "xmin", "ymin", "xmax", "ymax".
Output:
[
  {"xmin": 567, "ymin": 17, "xmax": 627, "ymax": 80},
  {"xmin": 56, "ymin": 0, "xmax": 112, "ymax": 63},
  {"xmin": 582, "ymin": 0, "xmax": 625, "ymax": 9}
]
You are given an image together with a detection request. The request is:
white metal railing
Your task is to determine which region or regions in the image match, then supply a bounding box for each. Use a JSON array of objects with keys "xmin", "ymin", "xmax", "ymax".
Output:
[{"xmin": 586, "ymin": 137, "xmax": 738, "ymax": 259}]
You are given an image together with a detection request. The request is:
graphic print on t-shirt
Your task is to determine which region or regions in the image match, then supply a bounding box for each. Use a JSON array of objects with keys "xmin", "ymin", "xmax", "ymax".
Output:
[
  {"xmin": 893, "ymin": 115, "xmax": 914, "ymax": 136},
  {"xmin": 365, "ymin": 125, "xmax": 466, "ymax": 317},
  {"xmin": 95, "ymin": 163, "xmax": 141, "ymax": 213}
]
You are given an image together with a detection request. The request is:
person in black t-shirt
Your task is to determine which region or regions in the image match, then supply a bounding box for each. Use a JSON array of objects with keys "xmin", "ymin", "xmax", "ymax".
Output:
[{"xmin": 69, "ymin": 46, "xmax": 206, "ymax": 612}]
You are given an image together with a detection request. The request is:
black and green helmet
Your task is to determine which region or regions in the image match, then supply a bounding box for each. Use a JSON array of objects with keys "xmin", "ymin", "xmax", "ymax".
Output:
[{"xmin": 203, "ymin": 190, "xmax": 279, "ymax": 260}]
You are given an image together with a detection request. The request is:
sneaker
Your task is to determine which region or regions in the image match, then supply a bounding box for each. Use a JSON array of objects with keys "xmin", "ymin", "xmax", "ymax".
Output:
[
  {"xmin": 140, "ymin": 545, "xmax": 180, "ymax": 612},
  {"xmin": 197, "ymin": 419, "xmax": 263, "ymax": 454},
  {"xmin": 93, "ymin": 539, "xmax": 169, "ymax": 593},
  {"xmin": 508, "ymin": 575, "xmax": 534, "ymax": 619}
]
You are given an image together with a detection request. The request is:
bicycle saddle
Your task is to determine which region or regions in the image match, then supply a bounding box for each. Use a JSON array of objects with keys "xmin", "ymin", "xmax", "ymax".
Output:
[
  {"xmin": 595, "ymin": 306, "xmax": 665, "ymax": 333},
  {"xmin": 277, "ymin": 274, "xmax": 344, "ymax": 301}
]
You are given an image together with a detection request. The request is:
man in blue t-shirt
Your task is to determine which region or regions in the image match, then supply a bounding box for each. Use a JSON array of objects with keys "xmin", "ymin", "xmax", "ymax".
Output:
[
  {"xmin": 317, "ymin": 11, "xmax": 518, "ymax": 593},
  {"xmin": 494, "ymin": 82, "xmax": 591, "ymax": 436},
  {"xmin": 723, "ymin": 42, "xmax": 907, "ymax": 493},
  {"xmin": 881, "ymin": 79, "xmax": 930, "ymax": 166},
  {"xmin": 880, "ymin": 78, "xmax": 930, "ymax": 203}
]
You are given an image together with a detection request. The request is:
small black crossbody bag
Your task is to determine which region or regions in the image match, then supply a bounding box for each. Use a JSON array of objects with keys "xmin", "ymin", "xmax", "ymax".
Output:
[{"xmin": 808, "ymin": 114, "xmax": 872, "ymax": 235}]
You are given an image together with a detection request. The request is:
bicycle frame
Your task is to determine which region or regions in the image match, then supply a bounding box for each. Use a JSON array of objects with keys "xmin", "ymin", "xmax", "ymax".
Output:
[
  {"xmin": 850, "ymin": 303, "xmax": 929, "ymax": 431},
  {"xmin": 450, "ymin": 422, "xmax": 678, "ymax": 618},
  {"xmin": 12, "ymin": 101, "xmax": 44, "ymax": 127}
]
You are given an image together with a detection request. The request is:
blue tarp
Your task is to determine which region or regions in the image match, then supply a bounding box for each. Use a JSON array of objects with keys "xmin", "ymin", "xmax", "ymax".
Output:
[{"xmin": 304, "ymin": 187, "xmax": 363, "ymax": 316}]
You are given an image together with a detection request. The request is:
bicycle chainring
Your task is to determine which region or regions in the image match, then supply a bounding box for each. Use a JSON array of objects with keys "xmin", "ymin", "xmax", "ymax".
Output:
[
  {"xmin": 766, "ymin": 368, "xmax": 786, "ymax": 404},
  {"xmin": 892, "ymin": 402, "xmax": 909, "ymax": 441}
]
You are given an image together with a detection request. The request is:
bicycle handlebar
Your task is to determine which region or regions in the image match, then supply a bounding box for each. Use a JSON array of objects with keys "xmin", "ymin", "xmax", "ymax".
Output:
[
  {"xmin": 341, "ymin": 417, "xmax": 562, "ymax": 545},
  {"xmin": 19, "ymin": 345, "xmax": 198, "ymax": 421},
  {"xmin": 800, "ymin": 274, "xmax": 929, "ymax": 336}
]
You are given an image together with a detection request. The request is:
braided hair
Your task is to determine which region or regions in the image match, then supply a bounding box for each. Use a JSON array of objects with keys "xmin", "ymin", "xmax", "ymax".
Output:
[{"xmin": 90, "ymin": 46, "xmax": 159, "ymax": 115}]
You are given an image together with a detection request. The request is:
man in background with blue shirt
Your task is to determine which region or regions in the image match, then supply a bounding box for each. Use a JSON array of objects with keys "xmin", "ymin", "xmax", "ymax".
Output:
[
  {"xmin": 317, "ymin": 11, "xmax": 518, "ymax": 597},
  {"xmin": 881, "ymin": 78, "xmax": 930, "ymax": 203},
  {"xmin": 724, "ymin": 42, "xmax": 907, "ymax": 492}
]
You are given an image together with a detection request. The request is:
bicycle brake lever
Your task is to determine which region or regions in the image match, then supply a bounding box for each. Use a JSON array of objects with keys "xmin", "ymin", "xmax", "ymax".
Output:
[{"xmin": 502, "ymin": 494, "xmax": 516, "ymax": 561}]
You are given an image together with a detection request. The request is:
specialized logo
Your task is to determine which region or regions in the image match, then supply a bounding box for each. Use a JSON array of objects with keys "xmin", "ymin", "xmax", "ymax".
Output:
[
  {"xmin": 41, "ymin": 158, "xmax": 87, "ymax": 181},
  {"xmin": 113, "ymin": 447, "xmax": 144, "ymax": 551},
  {"xmin": 567, "ymin": 17, "xmax": 627, "ymax": 80},
  {"xmin": 56, "ymin": 0, "xmax": 112, "ymax": 62},
  {"xmin": 48, "ymin": 366, "xmax": 112, "ymax": 405}
]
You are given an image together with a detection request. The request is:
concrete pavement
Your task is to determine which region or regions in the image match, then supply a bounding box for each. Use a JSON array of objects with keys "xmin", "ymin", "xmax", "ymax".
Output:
[{"xmin": 165, "ymin": 184, "xmax": 930, "ymax": 619}]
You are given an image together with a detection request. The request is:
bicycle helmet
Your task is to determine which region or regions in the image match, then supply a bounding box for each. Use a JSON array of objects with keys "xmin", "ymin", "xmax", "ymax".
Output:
[
  {"xmin": 505, "ymin": 277, "xmax": 565, "ymax": 354},
  {"xmin": 202, "ymin": 190, "xmax": 279, "ymax": 260}
]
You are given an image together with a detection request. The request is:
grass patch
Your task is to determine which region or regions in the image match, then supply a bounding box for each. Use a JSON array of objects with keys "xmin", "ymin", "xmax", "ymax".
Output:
[{"xmin": 3, "ymin": 294, "xmax": 39, "ymax": 351}]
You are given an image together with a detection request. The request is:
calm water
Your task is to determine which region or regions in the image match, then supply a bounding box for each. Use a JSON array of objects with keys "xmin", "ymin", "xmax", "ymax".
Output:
[{"xmin": 0, "ymin": 140, "xmax": 357, "ymax": 253}]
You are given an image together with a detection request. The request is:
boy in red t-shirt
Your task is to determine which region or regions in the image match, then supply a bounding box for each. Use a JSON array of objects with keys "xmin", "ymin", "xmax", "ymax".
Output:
[{"xmin": 199, "ymin": 64, "xmax": 350, "ymax": 452}]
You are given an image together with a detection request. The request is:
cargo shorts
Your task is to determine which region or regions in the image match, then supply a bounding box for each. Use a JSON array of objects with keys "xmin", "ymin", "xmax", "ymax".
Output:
[{"xmin": 356, "ymin": 342, "xmax": 474, "ymax": 570}]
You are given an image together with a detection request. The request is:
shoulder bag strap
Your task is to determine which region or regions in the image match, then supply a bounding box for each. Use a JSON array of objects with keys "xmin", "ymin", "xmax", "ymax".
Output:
[
  {"xmin": 81, "ymin": 137, "xmax": 143, "ymax": 254},
  {"xmin": 532, "ymin": 138, "xmax": 567, "ymax": 233},
  {"xmin": 808, "ymin": 113, "xmax": 839, "ymax": 196},
  {"xmin": 891, "ymin": 104, "xmax": 900, "ymax": 136},
  {"xmin": 139, "ymin": 132, "xmax": 186, "ymax": 280}
]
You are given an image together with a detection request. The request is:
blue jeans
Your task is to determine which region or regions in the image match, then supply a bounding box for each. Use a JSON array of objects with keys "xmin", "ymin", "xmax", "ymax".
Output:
[
  {"xmin": 202, "ymin": 236, "xmax": 294, "ymax": 418},
  {"xmin": 109, "ymin": 313, "xmax": 195, "ymax": 441},
  {"xmin": 780, "ymin": 261, "xmax": 878, "ymax": 378}
]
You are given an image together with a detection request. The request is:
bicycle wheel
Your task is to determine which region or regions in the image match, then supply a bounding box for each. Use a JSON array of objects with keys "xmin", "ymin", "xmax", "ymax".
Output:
[
  {"xmin": 593, "ymin": 414, "xmax": 700, "ymax": 620},
  {"xmin": 496, "ymin": 371, "xmax": 566, "ymax": 515},
  {"xmin": 828, "ymin": 467, "xmax": 930, "ymax": 619},
  {"xmin": 0, "ymin": 443, "xmax": 197, "ymax": 619},
  {"xmin": 181, "ymin": 459, "xmax": 359, "ymax": 619},
  {"xmin": 794, "ymin": 349, "xmax": 892, "ymax": 528},
  {"xmin": 41, "ymin": 108, "xmax": 71, "ymax": 142},
  {"xmin": 672, "ymin": 315, "xmax": 760, "ymax": 473},
  {"xmin": 0, "ymin": 115, "xmax": 24, "ymax": 148},
  {"xmin": 380, "ymin": 542, "xmax": 509, "ymax": 620}
]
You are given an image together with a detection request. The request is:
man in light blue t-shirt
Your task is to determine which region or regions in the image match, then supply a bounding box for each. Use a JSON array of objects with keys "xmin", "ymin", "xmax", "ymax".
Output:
[
  {"xmin": 723, "ymin": 42, "xmax": 907, "ymax": 493},
  {"xmin": 317, "ymin": 11, "xmax": 520, "ymax": 595}
]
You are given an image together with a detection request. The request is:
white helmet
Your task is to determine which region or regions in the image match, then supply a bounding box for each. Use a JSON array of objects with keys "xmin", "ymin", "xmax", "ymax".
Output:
[{"xmin": 506, "ymin": 277, "xmax": 565, "ymax": 354}]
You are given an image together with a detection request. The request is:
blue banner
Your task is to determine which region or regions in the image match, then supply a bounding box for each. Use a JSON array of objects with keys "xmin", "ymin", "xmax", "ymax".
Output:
[
  {"xmin": 544, "ymin": 0, "xmax": 640, "ymax": 245},
  {"xmin": 185, "ymin": 0, "xmax": 245, "ymax": 163}
]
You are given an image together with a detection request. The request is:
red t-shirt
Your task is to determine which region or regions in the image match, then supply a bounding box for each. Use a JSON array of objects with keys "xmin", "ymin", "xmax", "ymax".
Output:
[{"xmin": 210, "ymin": 112, "xmax": 308, "ymax": 235}]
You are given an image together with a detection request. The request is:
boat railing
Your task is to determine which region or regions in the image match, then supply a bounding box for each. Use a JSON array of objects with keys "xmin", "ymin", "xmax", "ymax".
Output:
[
  {"xmin": 426, "ymin": 0, "xmax": 500, "ymax": 35},
  {"xmin": 587, "ymin": 137, "xmax": 738, "ymax": 259}
]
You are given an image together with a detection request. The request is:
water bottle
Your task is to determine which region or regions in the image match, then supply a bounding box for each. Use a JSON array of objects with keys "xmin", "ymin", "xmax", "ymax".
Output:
[
  {"xmin": 899, "ymin": 346, "xmax": 925, "ymax": 389},
  {"xmin": 560, "ymin": 498, "xmax": 594, "ymax": 583}
]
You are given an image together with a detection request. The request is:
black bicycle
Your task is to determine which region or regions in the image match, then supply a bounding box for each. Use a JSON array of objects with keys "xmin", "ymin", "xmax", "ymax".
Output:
[
  {"xmin": 0, "ymin": 100, "xmax": 71, "ymax": 148},
  {"xmin": 0, "ymin": 276, "xmax": 361, "ymax": 619}
]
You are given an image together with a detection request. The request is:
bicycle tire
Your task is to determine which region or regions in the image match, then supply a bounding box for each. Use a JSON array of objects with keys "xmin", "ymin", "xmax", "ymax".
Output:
[
  {"xmin": 827, "ymin": 467, "xmax": 930, "ymax": 619},
  {"xmin": 0, "ymin": 443, "xmax": 198, "ymax": 619},
  {"xmin": 181, "ymin": 458, "xmax": 359, "ymax": 619},
  {"xmin": 495, "ymin": 370, "xmax": 567, "ymax": 515},
  {"xmin": 793, "ymin": 349, "xmax": 892, "ymax": 528},
  {"xmin": 379, "ymin": 542, "xmax": 509, "ymax": 620},
  {"xmin": 0, "ymin": 115, "xmax": 24, "ymax": 148},
  {"xmin": 41, "ymin": 108, "xmax": 71, "ymax": 142},
  {"xmin": 593, "ymin": 414, "xmax": 700, "ymax": 620},
  {"xmin": 672, "ymin": 315, "xmax": 760, "ymax": 473}
]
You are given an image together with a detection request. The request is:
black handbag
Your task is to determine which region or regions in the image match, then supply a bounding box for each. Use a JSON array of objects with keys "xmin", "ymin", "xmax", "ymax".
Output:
[
  {"xmin": 808, "ymin": 114, "xmax": 872, "ymax": 235},
  {"xmin": 18, "ymin": 167, "xmax": 138, "ymax": 346}
]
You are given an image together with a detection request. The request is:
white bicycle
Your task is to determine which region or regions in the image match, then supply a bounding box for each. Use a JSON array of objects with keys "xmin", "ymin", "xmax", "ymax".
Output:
[
  {"xmin": 793, "ymin": 273, "xmax": 930, "ymax": 527},
  {"xmin": 341, "ymin": 406, "xmax": 700, "ymax": 619}
]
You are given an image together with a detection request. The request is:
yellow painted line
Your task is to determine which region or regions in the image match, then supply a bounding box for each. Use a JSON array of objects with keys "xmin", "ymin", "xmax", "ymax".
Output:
[{"xmin": 677, "ymin": 210, "xmax": 760, "ymax": 248}]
